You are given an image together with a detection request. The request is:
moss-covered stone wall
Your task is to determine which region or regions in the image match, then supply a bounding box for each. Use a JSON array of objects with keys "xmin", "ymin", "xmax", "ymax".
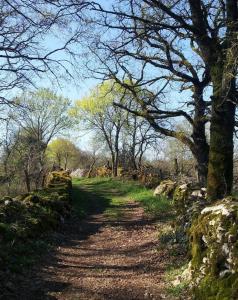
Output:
[
  {"xmin": 0, "ymin": 171, "xmax": 72, "ymax": 270},
  {"xmin": 190, "ymin": 198, "xmax": 238, "ymax": 299}
]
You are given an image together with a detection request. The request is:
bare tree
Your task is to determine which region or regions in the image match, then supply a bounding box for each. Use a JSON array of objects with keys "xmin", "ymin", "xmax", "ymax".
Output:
[
  {"xmin": 80, "ymin": 0, "xmax": 238, "ymax": 198},
  {"xmin": 120, "ymin": 112, "xmax": 160, "ymax": 170},
  {"xmin": 73, "ymin": 81, "xmax": 130, "ymax": 177},
  {"xmin": 0, "ymin": 0, "xmax": 89, "ymax": 107},
  {"xmin": 77, "ymin": 1, "xmax": 210, "ymax": 186}
]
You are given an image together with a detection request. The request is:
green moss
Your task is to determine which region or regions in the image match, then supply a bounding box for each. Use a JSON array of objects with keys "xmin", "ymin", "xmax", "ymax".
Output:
[
  {"xmin": 173, "ymin": 184, "xmax": 190, "ymax": 215},
  {"xmin": 190, "ymin": 199, "xmax": 238, "ymax": 299},
  {"xmin": 23, "ymin": 194, "xmax": 40, "ymax": 204},
  {"xmin": 194, "ymin": 274, "xmax": 238, "ymax": 300},
  {"xmin": 0, "ymin": 171, "xmax": 72, "ymax": 271}
]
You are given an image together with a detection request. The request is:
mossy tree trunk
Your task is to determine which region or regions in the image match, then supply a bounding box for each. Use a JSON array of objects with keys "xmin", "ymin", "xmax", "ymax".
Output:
[
  {"xmin": 206, "ymin": 0, "xmax": 238, "ymax": 200},
  {"xmin": 188, "ymin": 0, "xmax": 238, "ymax": 200},
  {"xmin": 207, "ymin": 70, "xmax": 236, "ymax": 200},
  {"xmin": 191, "ymin": 87, "xmax": 209, "ymax": 187}
]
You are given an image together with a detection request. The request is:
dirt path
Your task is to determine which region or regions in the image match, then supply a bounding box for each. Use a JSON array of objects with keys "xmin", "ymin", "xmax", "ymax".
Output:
[{"xmin": 10, "ymin": 182, "xmax": 176, "ymax": 300}]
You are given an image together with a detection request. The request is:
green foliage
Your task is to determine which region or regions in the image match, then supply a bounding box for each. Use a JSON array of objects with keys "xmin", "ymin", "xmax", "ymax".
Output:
[
  {"xmin": 0, "ymin": 88, "xmax": 73, "ymax": 195},
  {"xmin": 70, "ymin": 80, "xmax": 130, "ymax": 142},
  {"xmin": 165, "ymin": 263, "xmax": 190, "ymax": 298},
  {"xmin": 71, "ymin": 80, "xmax": 130, "ymax": 117},
  {"xmin": 47, "ymin": 138, "xmax": 81, "ymax": 169}
]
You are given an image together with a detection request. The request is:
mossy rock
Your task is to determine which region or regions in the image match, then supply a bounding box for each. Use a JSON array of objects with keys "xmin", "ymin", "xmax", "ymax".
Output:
[
  {"xmin": 2, "ymin": 196, "xmax": 13, "ymax": 201},
  {"xmin": 47, "ymin": 171, "xmax": 72, "ymax": 189},
  {"xmin": 173, "ymin": 183, "xmax": 191, "ymax": 215},
  {"xmin": 0, "ymin": 196, "xmax": 12, "ymax": 204},
  {"xmin": 0, "ymin": 171, "xmax": 72, "ymax": 272},
  {"xmin": 23, "ymin": 194, "xmax": 40, "ymax": 204},
  {"xmin": 0, "ymin": 222, "xmax": 14, "ymax": 240},
  {"xmin": 13, "ymin": 193, "xmax": 30, "ymax": 201},
  {"xmin": 153, "ymin": 180, "xmax": 176, "ymax": 198},
  {"xmin": 189, "ymin": 198, "xmax": 238, "ymax": 299}
]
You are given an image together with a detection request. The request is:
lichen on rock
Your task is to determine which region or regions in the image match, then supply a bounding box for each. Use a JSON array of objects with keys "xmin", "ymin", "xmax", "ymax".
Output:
[
  {"xmin": 153, "ymin": 180, "xmax": 176, "ymax": 198},
  {"xmin": 189, "ymin": 197, "xmax": 238, "ymax": 299},
  {"xmin": 173, "ymin": 183, "xmax": 191, "ymax": 215}
]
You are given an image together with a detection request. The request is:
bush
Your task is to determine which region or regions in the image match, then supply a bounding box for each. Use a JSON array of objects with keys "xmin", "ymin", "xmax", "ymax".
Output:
[{"xmin": 96, "ymin": 166, "xmax": 111, "ymax": 177}]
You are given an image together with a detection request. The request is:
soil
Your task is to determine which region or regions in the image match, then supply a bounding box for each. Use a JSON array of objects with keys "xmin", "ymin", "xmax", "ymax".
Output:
[{"xmin": 2, "ymin": 192, "xmax": 181, "ymax": 299}]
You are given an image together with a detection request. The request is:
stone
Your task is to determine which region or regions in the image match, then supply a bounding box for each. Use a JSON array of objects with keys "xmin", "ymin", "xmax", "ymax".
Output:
[
  {"xmin": 153, "ymin": 180, "xmax": 176, "ymax": 198},
  {"xmin": 189, "ymin": 198, "xmax": 238, "ymax": 299}
]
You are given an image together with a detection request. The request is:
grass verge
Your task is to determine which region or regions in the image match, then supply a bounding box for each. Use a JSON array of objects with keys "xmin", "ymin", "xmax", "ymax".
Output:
[{"xmin": 72, "ymin": 177, "xmax": 173, "ymax": 220}]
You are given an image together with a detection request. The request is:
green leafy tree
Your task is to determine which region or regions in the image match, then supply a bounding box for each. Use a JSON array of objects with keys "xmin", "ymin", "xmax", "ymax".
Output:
[
  {"xmin": 47, "ymin": 138, "xmax": 81, "ymax": 170},
  {"xmin": 71, "ymin": 80, "xmax": 129, "ymax": 176},
  {"xmin": 1, "ymin": 89, "xmax": 72, "ymax": 192}
]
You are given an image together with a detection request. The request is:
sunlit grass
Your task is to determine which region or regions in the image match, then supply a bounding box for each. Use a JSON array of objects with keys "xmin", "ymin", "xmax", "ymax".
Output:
[
  {"xmin": 72, "ymin": 177, "xmax": 173, "ymax": 219},
  {"xmin": 165, "ymin": 263, "xmax": 190, "ymax": 297}
]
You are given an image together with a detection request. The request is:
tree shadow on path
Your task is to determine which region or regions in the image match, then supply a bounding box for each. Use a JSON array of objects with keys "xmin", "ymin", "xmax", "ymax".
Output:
[{"xmin": 6, "ymin": 182, "xmax": 164, "ymax": 300}]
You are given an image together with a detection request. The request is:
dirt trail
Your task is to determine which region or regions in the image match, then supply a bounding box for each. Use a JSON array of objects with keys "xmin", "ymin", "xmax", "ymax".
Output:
[{"xmin": 11, "ymin": 187, "xmax": 173, "ymax": 300}]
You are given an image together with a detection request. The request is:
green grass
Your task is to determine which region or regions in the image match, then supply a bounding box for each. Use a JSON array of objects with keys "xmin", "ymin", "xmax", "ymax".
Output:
[
  {"xmin": 165, "ymin": 263, "xmax": 190, "ymax": 297},
  {"xmin": 72, "ymin": 177, "xmax": 173, "ymax": 219},
  {"xmin": 129, "ymin": 189, "xmax": 173, "ymax": 218}
]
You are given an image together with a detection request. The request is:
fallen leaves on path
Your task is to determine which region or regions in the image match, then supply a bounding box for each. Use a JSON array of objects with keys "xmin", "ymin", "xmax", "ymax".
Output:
[{"xmin": 4, "ymin": 202, "xmax": 179, "ymax": 300}]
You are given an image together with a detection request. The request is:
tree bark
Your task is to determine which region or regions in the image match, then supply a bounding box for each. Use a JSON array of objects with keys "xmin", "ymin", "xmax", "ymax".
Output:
[
  {"xmin": 113, "ymin": 152, "xmax": 119, "ymax": 177},
  {"xmin": 111, "ymin": 152, "xmax": 116, "ymax": 177},
  {"xmin": 174, "ymin": 158, "xmax": 179, "ymax": 176},
  {"xmin": 87, "ymin": 158, "xmax": 96, "ymax": 178},
  {"xmin": 24, "ymin": 169, "xmax": 31, "ymax": 192},
  {"xmin": 207, "ymin": 74, "xmax": 236, "ymax": 199},
  {"xmin": 206, "ymin": 0, "xmax": 238, "ymax": 200},
  {"xmin": 112, "ymin": 126, "xmax": 120, "ymax": 177},
  {"xmin": 191, "ymin": 87, "xmax": 209, "ymax": 187}
]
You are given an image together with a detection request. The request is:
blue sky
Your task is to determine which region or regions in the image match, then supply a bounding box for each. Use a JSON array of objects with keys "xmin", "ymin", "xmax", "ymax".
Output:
[{"xmin": 0, "ymin": 0, "xmax": 206, "ymax": 157}]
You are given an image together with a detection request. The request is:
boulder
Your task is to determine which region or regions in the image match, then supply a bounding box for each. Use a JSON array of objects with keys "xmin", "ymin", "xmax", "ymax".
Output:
[
  {"xmin": 47, "ymin": 171, "xmax": 72, "ymax": 190},
  {"xmin": 191, "ymin": 187, "xmax": 207, "ymax": 199},
  {"xmin": 173, "ymin": 183, "xmax": 190, "ymax": 214},
  {"xmin": 71, "ymin": 168, "xmax": 86, "ymax": 178},
  {"xmin": 153, "ymin": 180, "xmax": 176, "ymax": 198},
  {"xmin": 173, "ymin": 184, "xmax": 207, "ymax": 217},
  {"xmin": 189, "ymin": 197, "xmax": 238, "ymax": 299},
  {"xmin": 23, "ymin": 194, "xmax": 40, "ymax": 204}
]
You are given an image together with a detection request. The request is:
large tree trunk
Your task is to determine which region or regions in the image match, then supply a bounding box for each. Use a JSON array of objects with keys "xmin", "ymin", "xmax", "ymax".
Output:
[
  {"xmin": 188, "ymin": 0, "xmax": 238, "ymax": 200},
  {"xmin": 207, "ymin": 76, "xmax": 236, "ymax": 200},
  {"xmin": 206, "ymin": 0, "xmax": 238, "ymax": 199},
  {"xmin": 191, "ymin": 88, "xmax": 209, "ymax": 187}
]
